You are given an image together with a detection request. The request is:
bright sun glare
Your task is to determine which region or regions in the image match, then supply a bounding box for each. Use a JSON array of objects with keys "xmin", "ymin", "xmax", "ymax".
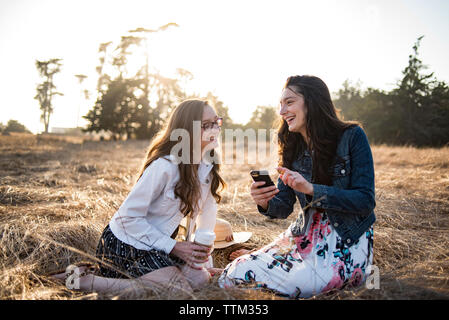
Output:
[{"xmin": 0, "ymin": 0, "xmax": 448, "ymax": 133}]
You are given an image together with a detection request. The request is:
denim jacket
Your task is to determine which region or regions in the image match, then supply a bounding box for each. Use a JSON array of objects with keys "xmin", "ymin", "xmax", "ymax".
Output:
[{"xmin": 258, "ymin": 125, "xmax": 376, "ymax": 248}]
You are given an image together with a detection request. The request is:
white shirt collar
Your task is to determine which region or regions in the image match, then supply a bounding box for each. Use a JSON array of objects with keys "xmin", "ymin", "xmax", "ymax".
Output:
[{"xmin": 198, "ymin": 158, "xmax": 213, "ymax": 183}]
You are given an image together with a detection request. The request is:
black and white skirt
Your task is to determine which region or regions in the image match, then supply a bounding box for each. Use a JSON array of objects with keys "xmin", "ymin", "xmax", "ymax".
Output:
[{"xmin": 95, "ymin": 224, "xmax": 184, "ymax": 279}]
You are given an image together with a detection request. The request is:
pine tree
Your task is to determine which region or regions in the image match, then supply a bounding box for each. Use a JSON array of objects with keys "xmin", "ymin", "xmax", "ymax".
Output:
[{"xmin": 34, "ymin": 59, "xmax": 63, "ymax": 133}]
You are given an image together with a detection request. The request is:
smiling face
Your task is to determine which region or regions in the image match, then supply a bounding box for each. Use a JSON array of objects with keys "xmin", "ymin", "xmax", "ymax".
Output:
[{"xmin": 279, "ymin": 87, "xmax": 307, "ymax": 136}]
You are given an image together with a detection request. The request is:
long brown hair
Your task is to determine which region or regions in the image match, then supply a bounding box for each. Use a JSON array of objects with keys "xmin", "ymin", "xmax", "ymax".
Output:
[
  {"xmin": 137, "ymin": 99, "xmax": 226, "ymax": 216},
  {"xmin": 277, "ymin": 75, "xmax": 360, "ymax": 186}
]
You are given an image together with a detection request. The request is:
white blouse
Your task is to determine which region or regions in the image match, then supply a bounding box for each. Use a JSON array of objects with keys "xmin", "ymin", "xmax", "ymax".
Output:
[{"xmin": 108, "ymin": 154, "xmax": 217, "ymax": 254}]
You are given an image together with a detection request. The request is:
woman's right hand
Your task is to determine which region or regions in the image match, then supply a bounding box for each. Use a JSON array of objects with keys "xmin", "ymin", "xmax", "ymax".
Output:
[
  {"xmin": 170, "ymin": 241, "xmax": 211, "ymax": 270},
  {"xmin": 250, "ymin": 181, "xmax": 279, "ymax": 210}
]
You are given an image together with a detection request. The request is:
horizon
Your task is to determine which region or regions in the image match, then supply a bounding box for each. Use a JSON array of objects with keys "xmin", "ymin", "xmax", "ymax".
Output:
[{"xmin": 1, "ymin": 0, "xmax": 448, "ymax": 134}]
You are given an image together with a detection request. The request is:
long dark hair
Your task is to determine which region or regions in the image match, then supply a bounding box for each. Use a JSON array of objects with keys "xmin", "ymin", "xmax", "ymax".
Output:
[
  {"xmin": 137, "ymin": 100, "xmax": 226, "ymax": 216},
  {"xmin": 277, "ymin": 75, "xmax": 360, "ymax": 186}
]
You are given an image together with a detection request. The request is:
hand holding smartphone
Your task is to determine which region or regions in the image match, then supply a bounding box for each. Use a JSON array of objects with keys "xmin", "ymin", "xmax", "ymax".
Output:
[
  {"xmin": 250, "ymin": 170, "xmax": 278, "ymax": 210},
  {"xmin": 250, "ymin": 170, "xmax": 275, "ymax": 187}
]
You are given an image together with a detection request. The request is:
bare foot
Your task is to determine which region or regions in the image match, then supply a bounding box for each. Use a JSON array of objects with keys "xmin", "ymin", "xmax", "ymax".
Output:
[
  {"xmin": 180, "ymin": 265, "xmax": 211, "ymax": 290},
  {"xmin": 228, "ymin": 248, "xmax": 254, "ymax": 261}
]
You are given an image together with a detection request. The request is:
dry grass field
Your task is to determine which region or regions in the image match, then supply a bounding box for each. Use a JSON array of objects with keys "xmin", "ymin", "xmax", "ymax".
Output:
[{"xmin": 1, "ymin": 132, "xmax": 448, "ymax": 300}]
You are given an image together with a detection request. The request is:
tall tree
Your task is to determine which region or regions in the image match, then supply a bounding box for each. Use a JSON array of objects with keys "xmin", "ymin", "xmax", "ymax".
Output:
[
  {"xmin": 335, "ymin": 36, "xmax": 449, "ymax": 146},
  {"xmin": 84, "ymin": 37, "xmax": 145, "ymax": 139},
  {"xmin": 393, "ymin": 35, "xmax": 435, "ymax": 145},
  {"xmin": 74, "ymin": 74, "xmax": 88, "ymax": 128},
  {"xmin": 128, "ymin": 23, "xmax": 179, "ymax": 138},
  {"xmin": 84, "ymin": 24, "xmax": 187, "ymax": 140},
  {"xmin": 34, "ymin": 58, "xmax": 63, "ymax": 133},
  {"xmin": 96, "ymin": 41, "xmax": 112, "ymax": 95},
  {"xmin": 128, "ymin": 23, "xmax": 179, "ymax": 109},
  {"xmin": 83, "ymin": 42, "xmax": 112, "ymax": 136}
]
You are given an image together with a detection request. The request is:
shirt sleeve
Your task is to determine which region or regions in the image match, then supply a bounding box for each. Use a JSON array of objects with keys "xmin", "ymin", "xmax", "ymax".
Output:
[
  {"xmin": 310, "ymin": 126, "xmax": 376, "ymax": 215},
  {"xmin": 257, "ymin": 177, "xmax": 297, "ymax": 219},
  {"xmin": 111, "ymin": 158, "xmax": 177, "ymax": 254}
]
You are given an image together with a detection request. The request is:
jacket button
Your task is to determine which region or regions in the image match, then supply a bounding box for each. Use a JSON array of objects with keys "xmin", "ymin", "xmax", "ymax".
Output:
[
  {"xmin": 341, "ymin": 169, "xmax": 346, "ymax": 174},
  {"xmin": 333, "ymin": 222, "xmax": 339, "ymax": 227},
  {"xmin": 346, "ymin": 238, "xmax": 351, "ymax": 244}
]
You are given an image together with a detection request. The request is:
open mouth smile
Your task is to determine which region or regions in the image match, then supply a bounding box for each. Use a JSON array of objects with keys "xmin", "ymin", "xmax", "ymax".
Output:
[{"xmin": 285, "ymin": 115, "xmax": 296, "ymax": 124}]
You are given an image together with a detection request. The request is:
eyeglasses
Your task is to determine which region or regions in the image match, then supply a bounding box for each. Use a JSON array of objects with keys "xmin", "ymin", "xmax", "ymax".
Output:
[{"xmin": 201, "ymin": 117, "xmax": 223, "ymax": 131}]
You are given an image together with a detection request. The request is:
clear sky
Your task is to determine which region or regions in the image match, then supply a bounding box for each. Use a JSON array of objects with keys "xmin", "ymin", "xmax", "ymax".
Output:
[{"xmin": 0, "ymin": 0, "xmax": 448, "ymax": 133}]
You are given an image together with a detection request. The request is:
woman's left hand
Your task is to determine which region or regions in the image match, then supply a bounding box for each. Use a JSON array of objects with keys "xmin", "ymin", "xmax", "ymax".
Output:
[{"xmin": 276, "ymin": 167, "xmax": 314, "ymax": 195}]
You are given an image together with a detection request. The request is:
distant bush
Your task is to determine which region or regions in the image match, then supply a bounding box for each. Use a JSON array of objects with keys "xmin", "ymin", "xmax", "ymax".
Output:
[{"xmin": 2, "ymin": 120, "xmax": 31, "ymax": 134}]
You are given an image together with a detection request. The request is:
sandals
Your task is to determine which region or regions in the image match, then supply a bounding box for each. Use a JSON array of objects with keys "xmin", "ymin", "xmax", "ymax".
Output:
[{"xmin": 47, "ymin": 262, "xmax": 98, "ymax": 288}]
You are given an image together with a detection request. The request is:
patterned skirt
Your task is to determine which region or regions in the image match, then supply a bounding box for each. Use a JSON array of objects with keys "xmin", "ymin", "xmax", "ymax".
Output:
[
  {"xmin": 218, "ymin": 209, "xmax": 374, "ymax": 298},
  {"xmin": 95, "ymin": 224, "xmax": 184, "ymax": 278}
]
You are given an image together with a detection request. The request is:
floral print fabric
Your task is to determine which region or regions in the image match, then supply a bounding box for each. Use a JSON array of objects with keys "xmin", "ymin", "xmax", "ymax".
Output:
[{"xmin": 218, "ymin": 209, "xmax": 373, "ymax": 298}]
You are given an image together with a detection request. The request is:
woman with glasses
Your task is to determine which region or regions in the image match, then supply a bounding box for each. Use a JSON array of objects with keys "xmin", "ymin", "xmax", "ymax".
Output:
[{"xmin": 51, "ymin": 100, "xmax": 226, "ymax": 294}]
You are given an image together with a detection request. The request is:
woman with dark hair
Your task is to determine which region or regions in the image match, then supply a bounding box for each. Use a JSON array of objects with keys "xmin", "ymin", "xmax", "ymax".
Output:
[{"xmin": 218, "ymin": 75, "xmax": 375, "ymax": 298}]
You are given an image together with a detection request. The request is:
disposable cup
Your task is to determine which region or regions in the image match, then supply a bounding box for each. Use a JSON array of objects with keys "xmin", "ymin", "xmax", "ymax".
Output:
[{"xmin": 192, "ymin": 229, "xmax": 215, "ymax": 268}]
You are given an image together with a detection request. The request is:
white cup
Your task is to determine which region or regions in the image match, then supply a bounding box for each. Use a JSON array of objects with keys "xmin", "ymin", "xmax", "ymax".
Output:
[{"xmin": 192, "ymin": 229, "xmax": 215, "ymax": 268}]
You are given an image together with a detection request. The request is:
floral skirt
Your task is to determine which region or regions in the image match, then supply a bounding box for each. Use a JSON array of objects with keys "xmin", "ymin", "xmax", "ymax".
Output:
[
  {"xmin": 95, "ymin": 224, "xmax": 183, "ymax": 278},
  {"xmin": 218, "ymin": 209, "xmax": 374, "ymax": 298}
]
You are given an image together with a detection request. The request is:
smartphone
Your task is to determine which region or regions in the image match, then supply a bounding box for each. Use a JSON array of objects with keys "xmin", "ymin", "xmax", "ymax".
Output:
[{"xmin": 250, "ymin": 170, "xmax": 275, "ymax": 188}]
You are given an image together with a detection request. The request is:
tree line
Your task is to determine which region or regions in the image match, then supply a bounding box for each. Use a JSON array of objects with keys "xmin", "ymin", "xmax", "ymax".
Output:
[
  {"xmin": 334, "ymin": 36, "xmax": 449, "ymax": 147},
  {"xmin": 29, "ymin": 31, "xmax": 448, "ymax": 147}
]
